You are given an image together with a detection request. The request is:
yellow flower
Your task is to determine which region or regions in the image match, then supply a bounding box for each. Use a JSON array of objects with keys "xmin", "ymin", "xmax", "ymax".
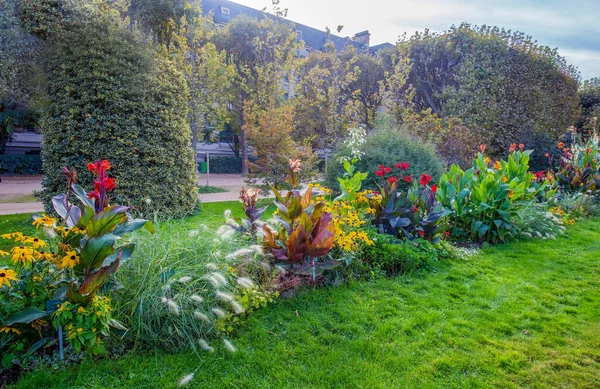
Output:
[
  {"xmin": 60, "ymin": 250, "xmax": 79, "ymax": 269},
  {"xmin": 32, "ymin": 214, "xmax": 57, "ymax": 229},
  {"xmin": 11, "ymin": 246, "xmax": 34, "ymax": 265},
  {"xmin": 34, "ymin": 251, "xmax": 54, "ymax": 261},
  {"xmin": 77, "ymin": 327, "xmax": 83, "ymax": 333},
  {"xmin": 1, "ymin": 232, "xmax": 23, "ymax": 241},
  {"xmin": 23, "ymin": 237, "xmax": 47, "ymax": 249},
  {"xmin": 77, "ymin": 306, "xmax": 86, "ymax": 314},
  {"xmin": 494, "ymin": 161, "xmax": 502, "ymax": 170},
  {"xmin": 0, "ymin": 250, "xmax": 8, "ymax": 257},
  {"xmin": 96, "ymin": 311, "xmax": 102, "ymax": 316},
  {"xmin": 484, "ymin": 157, "xmax": 491, "ymax": 165},
  {"xmin": 0, "ymin": 326, "xmax": 21, "ymax": 335},
  {"xmin": 0, "ymin": 268, "xmax": 18, "ymax": 287},
  {"xmin": 508, "ymin": 190, "xmax": 514, "ymax": 198},
  {"xmin": 502, "ymin": 175, "xmax": 508, "ymax": 183}
]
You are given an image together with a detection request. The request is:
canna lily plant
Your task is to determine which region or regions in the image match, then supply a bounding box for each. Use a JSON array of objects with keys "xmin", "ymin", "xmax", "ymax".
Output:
[
  {"xmin": 371, "ymin": 163, "xmax": 448, "ymax": 243},
  {"xmin": 262, "ymin": 159, "xmax": 336, "ymax": 278},
  {"xmin": 52, "ymin": 160, "xmax": 154, "ymax": 305}
]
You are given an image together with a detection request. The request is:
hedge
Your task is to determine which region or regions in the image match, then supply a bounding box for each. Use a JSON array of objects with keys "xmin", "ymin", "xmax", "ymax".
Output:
[
  {"xmin": 0, "ymin": 154, "xmax": 42, "ymax": 175},
  {"xmin": 39, "ymin": 22, "xmax": 198, "ymax": 218},
  {"xmin": 203, "ymin": 156, "xmax": 257, "ymax": 174}
]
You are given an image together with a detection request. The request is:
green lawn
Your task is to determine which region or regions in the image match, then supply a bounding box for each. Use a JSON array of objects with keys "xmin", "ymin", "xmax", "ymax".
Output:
[{"xmin": 7, "ymin": 212, "xmax": 600, "ymax": 388}]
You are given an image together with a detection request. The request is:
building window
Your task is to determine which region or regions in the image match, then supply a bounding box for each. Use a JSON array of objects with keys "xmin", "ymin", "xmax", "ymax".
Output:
[
  {"xmin": 305, "ymin": 46, "xmax": 312, "ymax": 54},
  {"xmin": 295, "ymin": 30, "xmax": 303, "ymax": 38},
  {"xmin": 220, "ymin": 6, "xmax": 230, "ymax": 15}
]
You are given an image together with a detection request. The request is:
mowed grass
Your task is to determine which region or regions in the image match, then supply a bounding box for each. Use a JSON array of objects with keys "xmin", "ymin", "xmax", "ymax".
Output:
[{"xmin": 7, "ymin": 213, "xmax": 600, "ymax": 388}]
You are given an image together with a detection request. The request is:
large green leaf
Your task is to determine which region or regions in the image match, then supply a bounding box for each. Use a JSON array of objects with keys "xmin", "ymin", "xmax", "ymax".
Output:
[
  {"xmin": 113, "ymin": 219, "xmax": 155, "ymax": 236},
  {"xmin": 80, "ymin": 234, "xmax": 117, "ymax": 271},
  {"xmin": 87, "ymin": 206, "xmax": 130, "ymax": 237},
  {"xmin": 72, "ymin": 184, "xmax": 95, "ymax": 209},
  {"xmin": 5, "ymin": 307, "xmax": 47, "ymax": 325},
  {"xmin": 103, "ymin": 243, "xmax": 135, "ymax": 266},
  {"xmin": 79, "ymin": 257, "xmax": 121, "ymax": 297}
]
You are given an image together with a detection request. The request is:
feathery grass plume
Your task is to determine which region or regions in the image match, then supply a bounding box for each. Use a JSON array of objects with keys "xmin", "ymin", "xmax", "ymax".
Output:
[
  {"xmin": 166, "ymin": 299, "xmax": 180, "ymax": 315},
  {"xmin": 189, "ymin": 294, "xmax": 204, "ymax": 304},
  {"xmin": 226, "ymin": 248, "xmax": 254, "ymax": 260},
  {"xmin": 224, "ymin": 209, "xmax": 232, "ymax": 219},
  {"xmin": 230, "ymin": 300, "xmax": 244, "ymax": 314},
  {"xmin": 160, "ymin": 297, "xmax": 168, "ymax": 304},
  {"xmin": 179, "ymin": 373, "xmax": 194, "ymax": 386},
  {"xmin": 236, "ymin": 277, "xmax": 254, "ymax": 289},
  {"xmin": 206, "ymin": 262, "xmax": 218, "ymax": 271},
  {"xmin": 193, "ymin": 311, "xmax": 210, "ymax": 323},
  {"xmin": 217, "ymin": 225, "xmax": 235, "ymax": 240},
  {"xmin": 207, "ymin": 275, "xmax": 221, "ymax": 288},
  {"xmin": 212, "ymin": 308, "xmax": 226, "ymax": 318},
  {"xmin": 179, "ymin": 276, "xmax": 192, "ymax": 283},
  {"xmin": 223, "ymin": 339, "xmax": 237, "ymax": 353},
  {"xmin": 198, "ymin": 338, "xmax": 214, "ymax": 352},
  {"xmin": 249, "ymin": 245, "xmax": 264, "ymax": 254},
  {"xmin": 211, "ymin": 272, "xmax": 228, "ymax": 285},
  {"xmin": 188, "ymin": 229, "xmax": 199, "ymax": 237},
  {"xmin": 216, "ymin": 291, "xmax": 234, "ymax": 302}
]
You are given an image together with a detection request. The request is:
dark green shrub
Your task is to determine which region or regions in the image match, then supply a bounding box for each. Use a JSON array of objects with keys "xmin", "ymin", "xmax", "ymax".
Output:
[
  {"xmin": 0, "ymin": 154, "xmax": 42, "ymax": 175},
  {"xmin": 39, "ymin": 22, "xmax": 197, "ymax": 218},
  {"xmin": 362, "ymin": 233, "xmax": 447, "ymax": 276},
  {"xmin": 204, "ymin": 156, "xmax": 258, "ymax": 174},
  {"xmin": 325, "ymin": 127, "xmax": 444, "ymax": 190},
  {"xmin": 0, "ymin": 109, "xmax": 38, "ymax": 129}
]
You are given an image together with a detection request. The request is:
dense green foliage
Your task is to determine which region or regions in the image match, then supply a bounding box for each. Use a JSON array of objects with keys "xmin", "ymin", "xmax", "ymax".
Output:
[
  {"xmin": 38, "ymin": 22, "xmax": 197, "ymax": 218},
  {"xmin": 397, "ymin": 24, "xmax": 580, "ymax": 156},
  {"xmin": 0, "ymin": 154, "xmax": 42, "ymax": 175},
  {"xmin": 10, "ymin": 218, "xmax": 600, "ymax": 388},
  {"xmin": 325, "ymin": 127, "xmax": 444, "ymax": 190}
]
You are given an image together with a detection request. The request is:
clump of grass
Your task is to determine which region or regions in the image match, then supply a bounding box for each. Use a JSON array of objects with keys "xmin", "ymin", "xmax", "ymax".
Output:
[
  {"xmin": 112, "ymin": 215, "xmax": 270, "ymax": 352},
  {"xmin": 198, "ymin": 185, "xmax": 228, "ymax": 194}
]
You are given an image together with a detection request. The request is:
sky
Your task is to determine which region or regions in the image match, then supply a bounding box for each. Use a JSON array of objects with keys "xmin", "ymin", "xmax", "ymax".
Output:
[{"xmin": 233, "ymin": 0, "xmax": 600, "ymax": 80}]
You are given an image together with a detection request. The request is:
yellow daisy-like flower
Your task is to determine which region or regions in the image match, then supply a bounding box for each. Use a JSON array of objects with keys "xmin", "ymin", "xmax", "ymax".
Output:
[
  {"xmin": 77, "ymin": 306, "xmax": 86, "ymax": 314},
  {"xmin": 0, "ymin": 268, "xmax": 18, "ymax": 287},
  {"xmin": 77, "ymin": 327, "xmax": 83, "ymax": 333},
  {"xmin": 34, "ymin": 251, "xmax": 54, "ymax": 261},
  {"xmin": 11, "ymin": 246, "xmax": 34, "ymax": 265},
  {"xmin": 1, "ymin": 232, "xmax": 24, "ymax": 241},
  {"xmin": 0, "ymin": 250, "xmax": 8, "ymax": 257},
  {"xmin": 96, "ymin": 311, "xmax": 102, "ymax": 316},
  {"xmin": 60, "ymin": 250, "xmax": 79, "ymax": 268},
  {"xmin": 0, "ymin": 326, "xmax": 21, "ymax": 335},
  {"xmin": 23, "ymin": 236, "xmax": 47, "ymax": 249},
  {"xmin": 32, "ymin": 214, "xmax": 58, "ymax": 229}
]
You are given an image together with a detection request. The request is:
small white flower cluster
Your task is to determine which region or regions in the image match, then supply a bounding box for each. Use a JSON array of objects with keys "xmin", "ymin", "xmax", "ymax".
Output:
[{"xmin": 338, "ymin": 126, "xmax": 367, "ymax": 163}]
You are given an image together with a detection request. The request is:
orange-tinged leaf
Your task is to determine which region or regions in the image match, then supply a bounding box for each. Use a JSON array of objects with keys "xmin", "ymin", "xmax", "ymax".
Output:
[
  {"xmin": 286, "ymin": 225, "xmax": 307, "ymax": 267},
  {"xmin": 301, "ymin": 186, "xmax": 313, "ymax": 209}
]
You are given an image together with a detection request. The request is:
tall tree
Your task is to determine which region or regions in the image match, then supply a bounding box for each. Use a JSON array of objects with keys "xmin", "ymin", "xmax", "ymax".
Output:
[
  {"xmin": 212, "ymin": 14, "xmax": 299, "ymax": 175},
  {"xmin": 398, "ymin": 24, "xmax": 580, "ymax": 155}
]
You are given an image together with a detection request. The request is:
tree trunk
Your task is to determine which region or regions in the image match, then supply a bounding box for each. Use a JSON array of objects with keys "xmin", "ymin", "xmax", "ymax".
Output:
[{"xmin": 240, "ymin": 126, "xmax": 248, "ymax": 176}]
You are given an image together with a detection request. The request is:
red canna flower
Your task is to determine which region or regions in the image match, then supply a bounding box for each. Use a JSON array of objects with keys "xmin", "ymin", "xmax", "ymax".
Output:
[
  {"xmin": 444, "ymin": 231, "xmax": 451, "ymax": 236},
  {"xmin": 87, "ymin": 160, "xmax": 111, "ymax": 173},
  {"xmin": 387, "ymin": 176, "xmax": 398, "ymax": 184},
  {"xmin": 419, "ymin": 173, "xmax": 432, "ymax": 186},
  {"xmin": 558, "ymin": 142, "xmax": 564, "ymax": 149},
  {"xmin": 403, "ymin": 175, "xmax": 413, "ymax": 183},
  {"xmin": 372, "ymin": 190, "xmax": 380, "ymax": 195},
  {"xmin": 587, "ymin": 147, "xmax": 592, "ymax": 154},
  {"xmin": 395, "ymin": 162, "xmax": 409, "ymax": 170},
  {"xmin": 411, "ymin": 205, "xmax": 418, "ymax": 213},
  {"xmin": 384, "ymin": 166, "xmax": 392, "ymax": 174},
  {"xmin": 431, "ymin": 184, "xmax": 437, "ymax": 194},
  {"xmin": 86, "ymin": 159, "xmax": 116, "ymax": 213},
  {"xmin": 509, "ymin": 143, "xmax": 517, "ymax": 153},
  {"xmin": 518, "ymin": 144, "xmax": 525, "ymax": 151},
  {"xmin": 375, "ymin": 169, "xmax": 385, "ymax": 177},
  {"xmin": 480, "ymin": 144, "xmax": 486, "ymax": 153},
  {"xmin": 418, "ymin": 230, "xmax": 425, "ymax": 237}
]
